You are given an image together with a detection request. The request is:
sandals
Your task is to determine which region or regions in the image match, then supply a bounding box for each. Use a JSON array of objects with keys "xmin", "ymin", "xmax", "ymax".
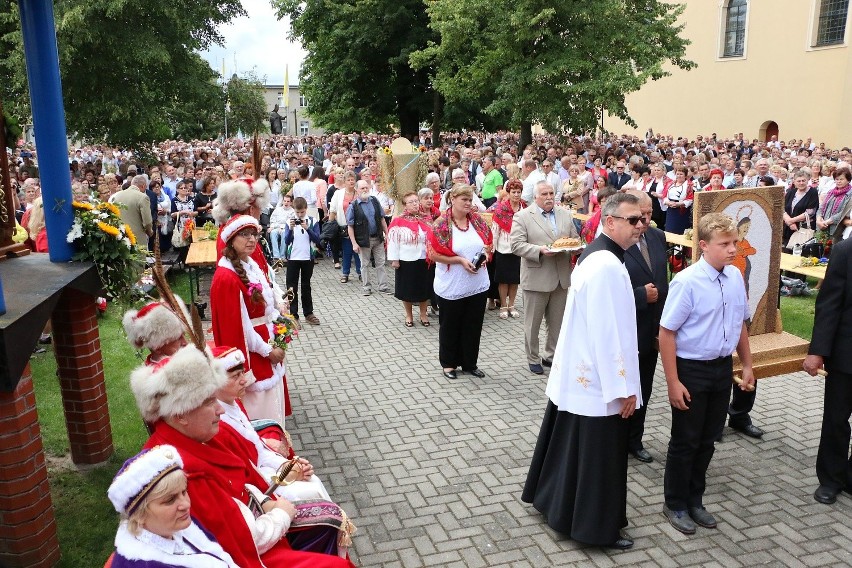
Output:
[
  {"xmin": 420, "ymin": 320, "xmax": 430, "ymax": 327},
  {"xmin": 509, "ymin": 305, "xmax": 520, "ymax": 318},
  {"xmin": 334, "ymin": 262, "xmax": 341, "ymax": 269},
  {"xmin": 405, "ymin": 320, "xmax": 414, "ymax": 328},
  {"xmin": 340, "ymin": 276, "xmax": 349, "ymax": 283},
  {"xmin": 499, "ymin": 307, "xmax": 509, "ymax": 320}
]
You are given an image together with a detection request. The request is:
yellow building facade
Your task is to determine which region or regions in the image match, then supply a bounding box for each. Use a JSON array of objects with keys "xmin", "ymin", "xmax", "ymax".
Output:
[{"xmin": 604, "ymin": 0, "xmax": 852, "ymax": 148}]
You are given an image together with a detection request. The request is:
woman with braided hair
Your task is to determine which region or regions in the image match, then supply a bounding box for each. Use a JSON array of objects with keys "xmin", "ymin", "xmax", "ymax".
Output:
[{"xmin": 210, "ymin": 215, "xmax": 290, "ymax": 429}]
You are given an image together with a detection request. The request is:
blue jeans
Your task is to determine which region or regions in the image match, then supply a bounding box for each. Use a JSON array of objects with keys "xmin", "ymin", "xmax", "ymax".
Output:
[
  {"xmin": 269, "ymin": 229, "xmax": 286, "ymax": 258},
  {"xmin": 341, "ymin": 237, "xmax": 361, "ymax": 277}
]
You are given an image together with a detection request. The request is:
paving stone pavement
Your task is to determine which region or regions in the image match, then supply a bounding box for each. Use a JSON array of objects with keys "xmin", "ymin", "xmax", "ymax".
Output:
[{"xmin": 272, "ymin": 259, "xmax": 852, "ymax": 567}]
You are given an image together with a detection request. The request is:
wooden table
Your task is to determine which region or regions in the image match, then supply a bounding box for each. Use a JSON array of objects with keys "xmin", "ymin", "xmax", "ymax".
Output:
[
  {"xmin": 779, "ymin": 253, "xmax": 826, "ymax": 281},
  {"xmin": 185, "ymin": 238, "xmax": 218, "ymax": 302}
]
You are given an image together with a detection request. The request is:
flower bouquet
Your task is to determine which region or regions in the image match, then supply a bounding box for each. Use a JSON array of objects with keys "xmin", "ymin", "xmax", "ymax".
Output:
[
  {"xmin": 68, "ymin": 199, "xmax": 146, "ymax": 302},
  {"xmin": 268, "ymin": 314, "xmax": 299, "ymax": 351}
]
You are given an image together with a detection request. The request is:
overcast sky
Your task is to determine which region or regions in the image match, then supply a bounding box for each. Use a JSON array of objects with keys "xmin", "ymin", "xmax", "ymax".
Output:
[{"xmin": 200, "ymin": 0, "xmax": 305, "ymax": 85}]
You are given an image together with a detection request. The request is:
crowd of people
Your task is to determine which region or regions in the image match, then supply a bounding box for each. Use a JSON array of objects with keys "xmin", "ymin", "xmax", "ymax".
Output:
[{"xmin": 7, "ymin": 126, "xmax": 852, "ymax": 559}]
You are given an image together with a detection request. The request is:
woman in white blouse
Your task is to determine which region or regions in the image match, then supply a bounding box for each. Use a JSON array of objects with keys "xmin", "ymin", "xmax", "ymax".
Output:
[
  {"xmin": 387, "ymin": 192, "xmax": 433, "ymax": 327},
  {"xmin": 428, "ymin": 185, "xmax": 494, "ymax": 380}
]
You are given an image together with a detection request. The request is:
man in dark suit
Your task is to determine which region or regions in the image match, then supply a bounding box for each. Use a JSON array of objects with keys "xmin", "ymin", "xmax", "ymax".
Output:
[
  {"xmin": 623, "ymin": 190, "xmax": 669, "ymax": 462},
  {"xmin": 608, "ymin": 161, "xmax": 631, "ymax": 190},
  {"xmin": 804, "ymin": 237, "xmax": 852, "ymax": 504}
]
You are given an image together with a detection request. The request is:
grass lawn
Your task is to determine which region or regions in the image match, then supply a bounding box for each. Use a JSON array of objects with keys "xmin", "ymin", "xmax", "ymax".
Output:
[{"xmin": 30, "ymin": 271, "xmax": 192, "ymax": 567}]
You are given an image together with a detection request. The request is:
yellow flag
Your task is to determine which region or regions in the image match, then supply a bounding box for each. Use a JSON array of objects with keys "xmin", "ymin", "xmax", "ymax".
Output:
[{"xmin": 283, "ymin": 64, "xmax": 289, "ymax": 109}]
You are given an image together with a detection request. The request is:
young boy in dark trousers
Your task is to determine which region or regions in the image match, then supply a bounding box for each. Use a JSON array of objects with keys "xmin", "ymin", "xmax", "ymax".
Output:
[
  {"xmin": 284, "ymin": 197, "xmax": 322, "ymax": 325},
  {"xmin": 659, "ymin": 212, "xmax": 755, "ymax": 534}
]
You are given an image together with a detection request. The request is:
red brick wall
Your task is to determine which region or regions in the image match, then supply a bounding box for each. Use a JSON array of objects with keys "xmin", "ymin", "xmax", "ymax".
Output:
[
  {"xmin": 52, "ymin": 288, "xmax": 113, "ymax": 465},
  {"xmin": 0, "ymin": 365, "xmax": 61, "ymax": 567}
]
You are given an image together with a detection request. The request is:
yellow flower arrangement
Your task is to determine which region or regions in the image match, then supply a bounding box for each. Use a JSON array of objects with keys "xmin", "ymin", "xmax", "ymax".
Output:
[
  {"xmin": 98, "ymin": 202, "xmax": 121, "ymax": 217},
  {"xmin": 124, "ymin": 224, "xmax": 137, "ymax": 246},
  {"xmin": 97, "ymin": 221, "xmax": 120, "ymax": 237},
  {"xmin": 68, "ymin": 196, "xmax": 145, "ymax": 302}
]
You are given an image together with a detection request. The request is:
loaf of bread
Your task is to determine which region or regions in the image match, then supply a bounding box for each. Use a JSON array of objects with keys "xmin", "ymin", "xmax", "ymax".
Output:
[{"xmin": 551, "ymin": 237, "xmax": 581, "ymax": 249}]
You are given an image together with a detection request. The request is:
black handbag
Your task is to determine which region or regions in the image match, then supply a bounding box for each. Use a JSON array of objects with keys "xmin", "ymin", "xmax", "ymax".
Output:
[
  {"xmin": 801, "ymin": 240, "xmax": 824, "ymax": 258},
  {"xmin": 319, "ymin": 220, "xmax": 340, "ymax": 246}
]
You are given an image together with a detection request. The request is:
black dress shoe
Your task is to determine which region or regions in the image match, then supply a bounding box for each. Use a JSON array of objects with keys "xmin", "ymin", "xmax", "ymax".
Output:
[
  {"xmin": 688, "ymin": 506, "xmax": 717, "ymax": 528},
  {"xmin": 442, "ymin": 370, "xmax": 458, "ymax": 380},
  {"xmin": 730, "ymin": 423, "xmax": 764, "ymax": 438},
  {"xmin": 466, "ymin": 368, "xmax": 486, "ymax": 378},
  {"xmin": 662, "ymin": 505, "xmax": 696, "ymax": 535},
  {"xmin": 630, "ymin": 448, "xmax": 653, "ymax": 463},
  {"xmin": 814, "ymin": 484, "xmax": 840, "ymax": 504},
  {"xmin": 541, "ymin": 358, "xmax": 553, "ymax": 368},
  {"xmin": 607, "ymin": 536, "xmax": 633, "ymax": 550},
  {"xmin": 529, "ymin": 363, "xmax": 544, "ymax": 375}
]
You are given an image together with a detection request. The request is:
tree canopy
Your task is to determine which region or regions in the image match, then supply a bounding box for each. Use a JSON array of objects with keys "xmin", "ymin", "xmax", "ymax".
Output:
[
  {"xmin": 274, "ymin": 0, "xmax": 435, "ymax": 140},
  {"xmin": 222, "ymin": 72, "xmax": 267, "ymax": 137},
  {"xmin": 0, "ymin": 0, "xmax": 247, "ymax": 147},
  {"xmin": 412, "ymin": 0, "xmax": 695, "ymax": 141}
]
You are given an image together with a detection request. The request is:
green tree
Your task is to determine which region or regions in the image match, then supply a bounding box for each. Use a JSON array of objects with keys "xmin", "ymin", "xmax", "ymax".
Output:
[
  {"xmin": 0, "ymin": 0, "xmax": 245, "ymax": 147},
  {"xmin": 274, "ymin": 0, "xmax": 434, "ymax": 140},
  {"xmin": 412, "ymin": 0, "xmax": 694, "ymax": 148},
  {"xmin": 221, "ymin": 72, "xmax": 267, "ymax": 137}
]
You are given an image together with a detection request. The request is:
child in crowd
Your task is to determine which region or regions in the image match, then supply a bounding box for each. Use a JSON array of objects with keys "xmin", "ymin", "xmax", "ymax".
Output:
[
  {"xmin": 284, "ymin": 197, "xmax": 322, "ymax": 325},
  {"xmin": 269, "ymin": 194, "xmax": 294, "ymax": 259}
]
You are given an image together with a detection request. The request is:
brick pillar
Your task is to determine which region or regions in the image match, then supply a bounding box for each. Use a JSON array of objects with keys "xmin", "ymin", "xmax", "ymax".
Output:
[
  {"xmin": 0, "ymin": 366, "xmax": 61, "ymax": 567},
  {"xmin": 52, "ymin": 288, "xmax": 113, "ymax": 465}
]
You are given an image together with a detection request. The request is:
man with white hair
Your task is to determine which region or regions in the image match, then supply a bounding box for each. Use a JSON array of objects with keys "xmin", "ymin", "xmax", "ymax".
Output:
[
  {"xmin": 110, "ymin": 174, "xmax": 153, "ymax": 248},
  {"xmin": 510, "ymin": 180, "xmax": 580, "ymax": 375}
]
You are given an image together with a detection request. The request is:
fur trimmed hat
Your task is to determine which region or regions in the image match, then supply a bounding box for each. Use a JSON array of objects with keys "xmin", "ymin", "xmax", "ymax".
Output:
[
  {"xmin": 219, "ymin": 214, "xmax": 261, "ymax": 244},
  {"xmin": 246, "ymin": 178, "xmax": 271, "ymax": 213},
  {"xmin": 122, "ymin": 302, "xmax": 184, "ymax": 351},
  {"xmin": 211, "ymin": 345, "xmax": 245, "ymax": 371},
  {"xmin": 212, "ymin": 180, "xmax": 252, "ymax": 224},
  {"xmin": 130, "ymin": 346, "xmax": 226, "ymax": 423},
  {"xmin": 107, "ymin": 445, "xmax": 183, "ymax": 516}
]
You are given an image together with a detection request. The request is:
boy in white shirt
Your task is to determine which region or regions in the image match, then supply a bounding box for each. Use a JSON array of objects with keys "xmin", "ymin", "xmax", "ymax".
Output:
[
  {"xmin": 284, "ymin": 197, "xmax": 322, "ymax": 325},
  {"xmin": 268, "ymin": 194, "xmax": 294, "ymax": 259}
]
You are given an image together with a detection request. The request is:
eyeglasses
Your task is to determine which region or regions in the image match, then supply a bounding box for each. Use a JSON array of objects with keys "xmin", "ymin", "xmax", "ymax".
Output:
[
  {"xmin": 235, "ymin": 229, "xmax": 259, "ymax": 239},
  {"xmin": 609, "ymin": 215, "xmax": 645, "ymax": 226}
]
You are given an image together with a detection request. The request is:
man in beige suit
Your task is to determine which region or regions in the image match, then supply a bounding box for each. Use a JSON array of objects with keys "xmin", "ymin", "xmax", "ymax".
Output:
[
  {"xmin": 110, "ymin": 174, "xmax": 153, "ymax": 248},
  {"xmin": 511, "ymin": 180, "xmax": 579, "ymax": 374}
]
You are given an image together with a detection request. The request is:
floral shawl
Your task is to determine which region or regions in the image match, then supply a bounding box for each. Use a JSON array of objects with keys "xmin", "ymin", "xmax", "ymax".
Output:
[
  {"xmin": 492, "ymin": 198, "xmax": 527, "ymax": 234},
  {"xmin": 428, "ymin": 208, "xmax": 493, "ymax": 265}
]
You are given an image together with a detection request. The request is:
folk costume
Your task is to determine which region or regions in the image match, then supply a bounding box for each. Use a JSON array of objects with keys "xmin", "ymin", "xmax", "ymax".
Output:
[
  {"xmin": 130, "ymin": 347, "xmax": 353, "ymax": 568},
  {"xmin": 387, "ymin": 210, "xmax": 433, "ymax": 303},
  {"xmin": 523, "ymin": 234, "xmax": 642, "ymax": 546},
  {"xmin": 490, "ymin": 198, "xmax": 526, "ymax": 285},
  {"xmin": 211, "ymin": 215, "xmax": 290, "ymax": 428},
  {"xmin": 107, "ymin": 445, "xmax": 238, "ymax": 568},
  {"xmin": 145, "ymin": 422, "xmax": 351, "ymax": 568}
]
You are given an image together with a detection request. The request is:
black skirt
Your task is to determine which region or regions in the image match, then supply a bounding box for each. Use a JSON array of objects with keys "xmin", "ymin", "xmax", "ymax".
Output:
[
  {"xmin": 394, "ymin": 259, "xmax": 432, "ymax": 302},
  {"xmin": 522, "ymin": 400, "xmax": 629, "ymax": 545},
  {"xmin": 494, "ymin": 251, "xmax": 521, "ymax": 284}
]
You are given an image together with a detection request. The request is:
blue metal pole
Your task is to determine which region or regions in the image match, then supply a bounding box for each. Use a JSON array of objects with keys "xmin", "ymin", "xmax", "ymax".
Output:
[{"xmin": 18, "ymin": 0, "xmax": 74, "ymax": 262}]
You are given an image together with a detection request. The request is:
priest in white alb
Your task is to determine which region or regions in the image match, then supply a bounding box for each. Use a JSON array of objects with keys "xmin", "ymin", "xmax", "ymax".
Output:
[{"xmin": 522, "ymin": 192, "xmax": 645, "ymax": 550}]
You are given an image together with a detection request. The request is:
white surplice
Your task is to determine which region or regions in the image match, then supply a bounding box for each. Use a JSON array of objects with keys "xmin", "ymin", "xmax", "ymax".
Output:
[{"xmin": 546, "ymin": 246, "xmax": 643, "ymax": 417}]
